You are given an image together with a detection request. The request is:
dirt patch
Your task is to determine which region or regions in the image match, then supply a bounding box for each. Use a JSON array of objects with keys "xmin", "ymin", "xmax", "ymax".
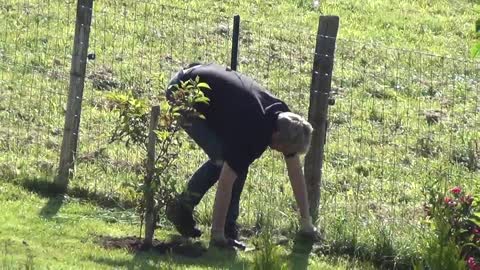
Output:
[
  {"xmin": 423, "ymin": 109, "xmax": 444, "ymax": 125},
  {"xmin": 88, "ymin": 66, "xmax": 120, "ymax": 91},
  {"xmin": 98, "ymin": 235, "xmax": 207, "ymax": 258},
  {"xmin": 214, "ymin": 24, "xmax": 229, "ymax": 36}
]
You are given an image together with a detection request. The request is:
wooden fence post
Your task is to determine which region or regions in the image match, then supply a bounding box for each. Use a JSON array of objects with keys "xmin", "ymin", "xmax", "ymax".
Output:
[
  {"xmin": 144, "ymin": 106, "xmax": 160, "ymax": 247},
  {"xmin": 304, "ymin": 16, "xmax": 339, "ymax": 220},
  {"xmin": 55, "ymin": 0, "xmax": 93, "ymax": 192}
]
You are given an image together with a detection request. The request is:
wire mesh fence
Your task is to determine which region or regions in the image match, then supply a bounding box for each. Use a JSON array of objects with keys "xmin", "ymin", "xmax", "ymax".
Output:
[
  {"xmin": 75, "ymin": 1, "xmax": 234, "ymax": 206},
  {"xmin": 0, "ymin": 0, "xmax": 479, "ymax": 263},
  {"xmin": 0, "ymin": 0, "xmax": 74, "ymax": 180},
  {"xmin": 323, "ymin": 39, "xmax": 480, "ymax": 258}
]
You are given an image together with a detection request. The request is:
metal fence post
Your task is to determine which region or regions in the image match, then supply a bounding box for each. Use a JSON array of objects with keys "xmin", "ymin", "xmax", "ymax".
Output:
[
  {"xmin": 144, "ymin": 106, "xmax": 160, "ymax": 247},
  {"xmin": 230, "ymin": 15, "xmax": 240, "ymax": 71},
  {"xmin": 55, "ymin": 0, "xmax": 93, "ymax": 192},
  {"xmin": 304, "ymin": 16, "xmax": 339, "ymax": 220}
]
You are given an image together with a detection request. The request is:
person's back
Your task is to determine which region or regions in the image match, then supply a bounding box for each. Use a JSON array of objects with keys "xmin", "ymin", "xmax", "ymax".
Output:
[{"xmin": 175, "ymin": 63, "xmax": 290, "ymax": 175}]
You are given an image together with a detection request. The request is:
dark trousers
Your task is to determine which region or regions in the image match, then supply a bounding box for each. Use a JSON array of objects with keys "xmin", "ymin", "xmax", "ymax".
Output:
[
  {"xmin": 180, "ymin": 118, "xmax": 247, "ymax": 229},
  {"xmin": 168, "ymin": 68, "xmax": 247, "ymax": 229}
]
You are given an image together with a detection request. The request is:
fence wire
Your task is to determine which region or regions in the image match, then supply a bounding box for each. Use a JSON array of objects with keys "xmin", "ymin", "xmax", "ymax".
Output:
[
  {"xmin": 0, "ymin": 0, "xmax": 73, "ymax": 180},
  {"xmin": 323, "ymin": 38, "xmax": 480, "ymax": 259},
  {"xmin": 0, "ymin": 0, "xmax": 479, "ymax": 264}
]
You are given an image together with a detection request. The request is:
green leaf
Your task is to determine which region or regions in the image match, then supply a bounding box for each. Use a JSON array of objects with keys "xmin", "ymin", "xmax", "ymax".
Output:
[
  {"xmin": 106, "ymin": 92, "xmax": 129, "ymax": 104},
  {"xmin": 472, "ymin": 43, "xmax": 480, "ymax": 58},
  {"xmin": 155, "ymin": 130, "xmax": 170, "ymax": 141},
  {"xmin": 160, "ymin": 101, "xmax": 171, "ymax": 111},
  {"xmin": 197, "ymin": 82, "xmax": 211, "ymax": 90},
  {"xmin": 180, "ymin": 80, "xmax": 188, "ymax": 88},
  {"xmin": 194, "ymin": 96, "xmax": 210, "ymax": 103},
  {"xmin": 469, "ymin": 213, "xmax": 480, "ymax": 226}
]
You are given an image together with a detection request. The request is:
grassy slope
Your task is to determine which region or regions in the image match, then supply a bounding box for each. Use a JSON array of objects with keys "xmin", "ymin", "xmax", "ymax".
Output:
[
  {"xmin": 0, "ymin": 181, "xmax": 369, "ymax": 269},
  {"xmin": 170, "ymin": 0, "xmax": 479, "ymax": 56},
  {"xmin": 0, "ymin": 0, "xmax": 479, "ymax": 269}
]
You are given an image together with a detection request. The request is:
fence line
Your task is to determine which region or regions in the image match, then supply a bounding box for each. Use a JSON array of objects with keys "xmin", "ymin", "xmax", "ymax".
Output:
[{"xmin": 0, "ymin": 1, "xmax": 479, "ymax": 262}]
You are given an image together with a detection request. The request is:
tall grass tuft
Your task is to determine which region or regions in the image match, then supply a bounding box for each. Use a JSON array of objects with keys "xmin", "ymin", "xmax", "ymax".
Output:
[{"xmin": 251, "ymin": 225, "xmax": 288, "ymax": 270}]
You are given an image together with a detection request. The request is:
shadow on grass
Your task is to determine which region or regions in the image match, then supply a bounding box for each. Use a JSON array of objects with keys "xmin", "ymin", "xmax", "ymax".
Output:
[
  {"xmin": 17, "ymin": 177, "xmax": 64, "ymax": 218},
  {"xmin": 91, "ymin": 235, "xmax": 248, "ymax": 270},
  {"xmin": 39, "ymin": 196, "xmax": 65, "ymax": 218},
  {"xmin": 289, "ymin": 234, "xmax": 314, "ymax": 270},
  {"xmin": 19, "ymin": 177, "xmax": 137, "ymax": 218},
  {"xmin": 315, "ymin": 236, "xmax": 413, "ymax": 270},
  {"xmin": 90, "ymin": 251, "xmax": 246, "ymax": 270}
]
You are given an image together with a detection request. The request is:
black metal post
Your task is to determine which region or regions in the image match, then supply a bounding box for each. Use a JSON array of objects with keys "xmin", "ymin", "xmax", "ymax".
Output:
[{"xmin": 230, "ymin": 15, "xmax": 240, "ymax": 71}]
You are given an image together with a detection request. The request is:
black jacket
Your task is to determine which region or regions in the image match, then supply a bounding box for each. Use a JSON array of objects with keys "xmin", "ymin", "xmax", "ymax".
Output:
[{"xmin": 174, "ymin": 63, "xmax": 290, "ymax": 175}]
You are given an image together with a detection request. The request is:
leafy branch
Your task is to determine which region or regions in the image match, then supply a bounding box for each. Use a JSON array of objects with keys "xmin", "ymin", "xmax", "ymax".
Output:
[{"xmin": 106, "ymin": 76, "xmax": 211, "ymax": 246}]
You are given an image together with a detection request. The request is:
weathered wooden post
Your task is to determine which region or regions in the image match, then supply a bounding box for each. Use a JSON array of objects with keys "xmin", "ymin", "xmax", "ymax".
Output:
[
  {"xmin": 144, "ymin": 106, "xmax": 160, "ymax": 247},
  {"xmin": 55, "ymin": 0, "xmax": 93, "ymax": 192},
  {"xmin": 304, "ymin": 16, "xmax": 339, "ymax": 220}
]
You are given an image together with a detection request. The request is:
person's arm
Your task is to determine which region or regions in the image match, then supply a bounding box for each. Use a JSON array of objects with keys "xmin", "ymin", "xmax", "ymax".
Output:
[
  {"xmin": 210, "ymin": 162, "xmax": 237, "ymax": 242},
  {"xmin": 285, "ymin": 155, "xmax": 316, "ymax": 233}
]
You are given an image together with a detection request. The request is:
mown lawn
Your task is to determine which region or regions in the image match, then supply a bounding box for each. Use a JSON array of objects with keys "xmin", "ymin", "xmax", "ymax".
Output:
[
  {"xmin": 0, "ymin": 181, "xmax": 373, "ymax": 269},
  {"xmin": 0, "ymin": 0, "xmax": 478, "ymax": 269}
]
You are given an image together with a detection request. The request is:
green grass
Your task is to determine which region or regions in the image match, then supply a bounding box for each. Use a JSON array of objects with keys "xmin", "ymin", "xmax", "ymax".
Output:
[
  {"xmin": 0, "ymin": 0, "xmax": 479, "ymax": 268},
  {"xmin": 0, "ymin": 181, "xmax": 372, "ymax": 269}
]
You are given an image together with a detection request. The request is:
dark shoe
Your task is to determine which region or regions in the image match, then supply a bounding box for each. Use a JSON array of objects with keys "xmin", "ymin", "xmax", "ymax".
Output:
[
  {"xmin": 166, "ymin": 199, "xmax": 202, "ymax": 238},
  {"xmin": 209, "ymin": 238, "xmax": 246, "ymax": 251},
  {"xmin": 225, "ymin": 223, "xmax": 239, "ymax": 240},
  {"xmin": 298, "ymin": 227, "xmax": 323, "ymax": 243}
]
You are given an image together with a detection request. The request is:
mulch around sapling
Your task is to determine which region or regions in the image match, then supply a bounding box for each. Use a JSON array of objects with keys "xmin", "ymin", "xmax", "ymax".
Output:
[{"xmin": 98, "ymin": 235, "xmax": 207, "ymax": 258}]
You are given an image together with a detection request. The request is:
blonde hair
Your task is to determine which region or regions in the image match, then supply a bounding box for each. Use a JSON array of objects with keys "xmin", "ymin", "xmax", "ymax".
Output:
[{"xmin": 276, "ymin": 112, "xmax": 313, "ymax": 154}]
